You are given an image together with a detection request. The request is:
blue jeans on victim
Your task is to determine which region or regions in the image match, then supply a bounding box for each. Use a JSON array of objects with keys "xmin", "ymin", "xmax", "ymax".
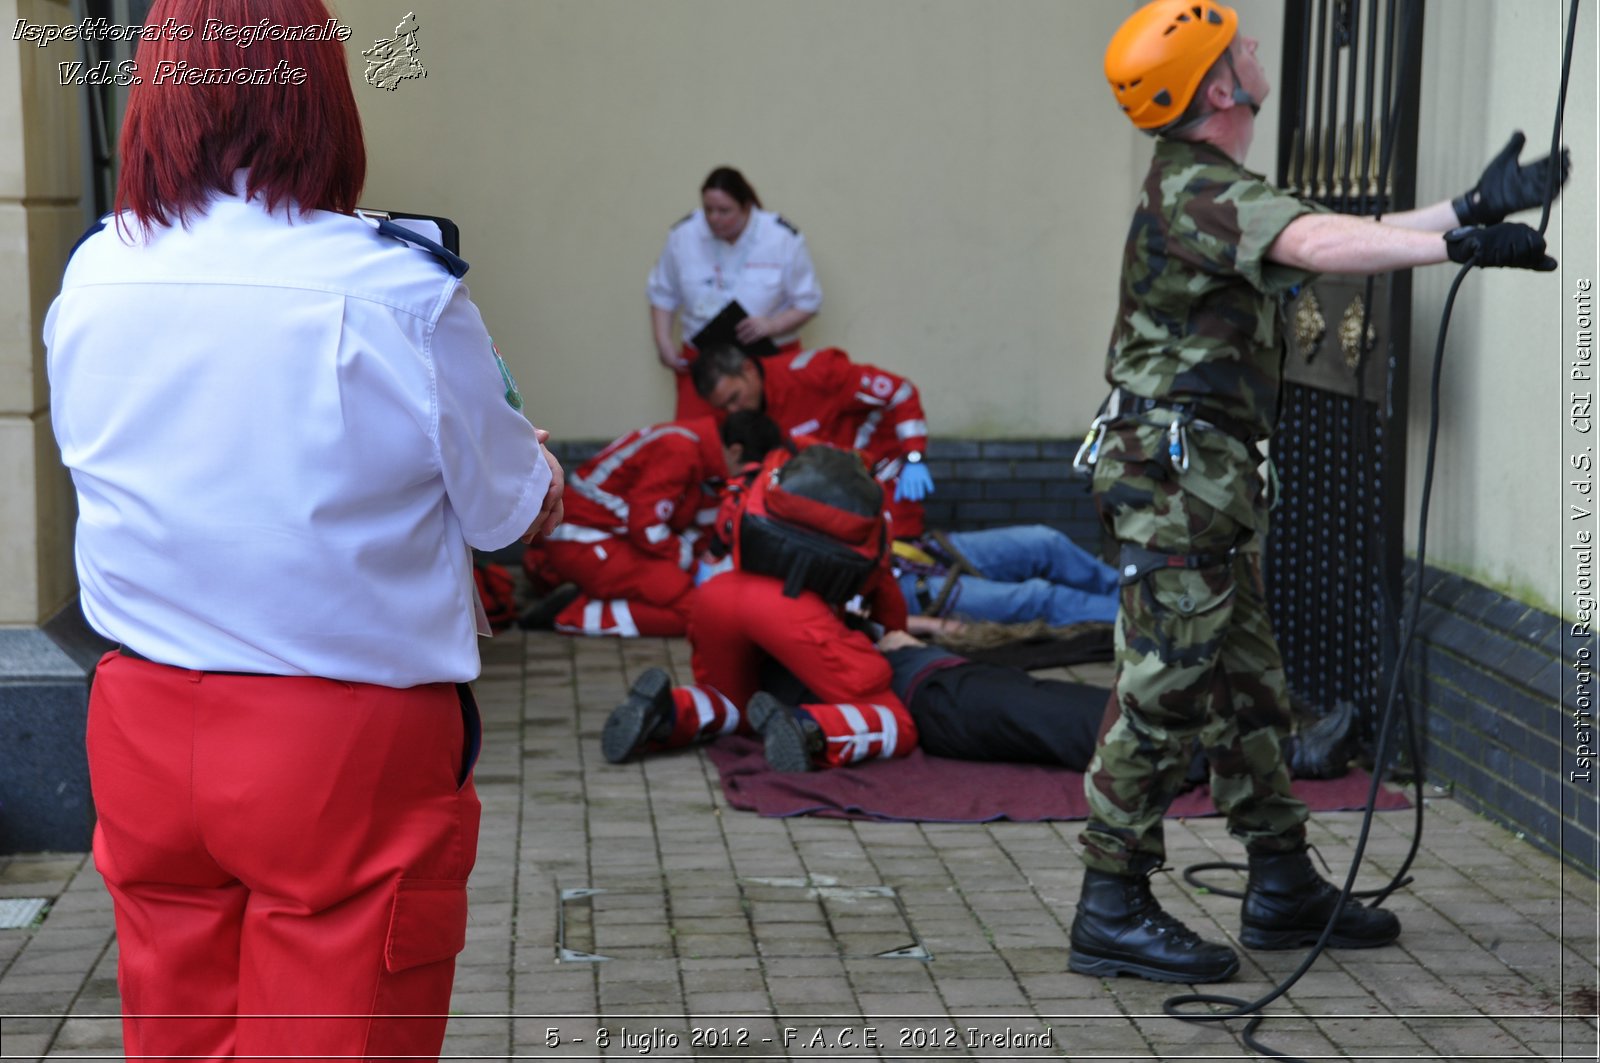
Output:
[{"xmin": 898, "ymin": 524, "xmax": 1120, "ymax": 627}]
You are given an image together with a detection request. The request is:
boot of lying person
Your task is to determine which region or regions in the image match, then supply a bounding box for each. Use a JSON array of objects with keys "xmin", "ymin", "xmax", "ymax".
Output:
[
  {"xmin": 1282, "ymin": 699, "xmax": 1359, "ymax": 780},
  {"xmin": 601, "ymin": 668, "xmax": 675, "ymax": 763},
  {"xmin": 517, "ymin": 581, "xmax": 580, "ymax": 630},
  {"xmin": 1181, "ymin": 697, "xmax": 1361, "ymax": 791},
  {"xmin": 747, "ymin": 693, "xmax": 825, "ymax": 772}
]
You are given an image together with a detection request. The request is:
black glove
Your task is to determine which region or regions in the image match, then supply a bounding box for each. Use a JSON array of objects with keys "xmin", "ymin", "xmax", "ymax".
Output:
[
  {"xmin": 1453, "ymin": 131, "xmax": 1571, "ymax": 225},
  {"xmin": 1445, "ymin": 223, "xmax": 1557, "ymax": 271}
]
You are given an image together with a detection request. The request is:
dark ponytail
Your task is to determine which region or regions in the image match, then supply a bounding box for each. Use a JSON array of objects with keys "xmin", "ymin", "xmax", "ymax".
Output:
[{"xmin": 701, "ymin": 166, "xmax": 761, "ymax": 210}]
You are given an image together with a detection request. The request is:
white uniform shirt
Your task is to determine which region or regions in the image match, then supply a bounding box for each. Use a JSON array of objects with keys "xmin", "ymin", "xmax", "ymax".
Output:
[
  {"xmin": 646, "ymin": 207, "xmax": 822, "ymax": 345},
  {"xmin": 45, "ymin": 182, "xmax": 549, "ymax": 686}
]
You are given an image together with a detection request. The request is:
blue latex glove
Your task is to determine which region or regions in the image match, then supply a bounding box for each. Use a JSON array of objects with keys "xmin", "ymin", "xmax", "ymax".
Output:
[
  {"xmin": 694, "ymin": 556, "xmax": 733, "ymax": 587},
  {"xmin": 895, "ymin": 461, "xmax": 934, "ymax": 502}
]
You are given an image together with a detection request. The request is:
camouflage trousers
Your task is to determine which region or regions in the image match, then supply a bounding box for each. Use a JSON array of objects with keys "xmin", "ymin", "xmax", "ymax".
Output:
[{"xmin": 1079, "ymin": 424, "xmax": 1307, "ymax": 874}]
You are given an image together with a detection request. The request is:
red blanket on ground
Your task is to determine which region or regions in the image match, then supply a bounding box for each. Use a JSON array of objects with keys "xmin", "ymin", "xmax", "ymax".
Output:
[{"xmin": 705, "ymin": 737, "xmax": 1411, "ymax": 823}]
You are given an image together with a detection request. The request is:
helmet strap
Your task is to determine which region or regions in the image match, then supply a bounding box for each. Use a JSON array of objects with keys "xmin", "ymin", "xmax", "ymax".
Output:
[
  {"xmin": 1222, "ymin": 48, "xmax": 1260, "ymax": 116},
  {"xmin": 1153, "ymin": 41, "xmax": 1257, "ymax": 139}
]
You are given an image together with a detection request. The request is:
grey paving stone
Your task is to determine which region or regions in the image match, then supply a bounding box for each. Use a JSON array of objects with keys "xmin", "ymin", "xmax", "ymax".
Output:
[
  {"xmin": 852, "ymin": 990, "xmax": 950, "ymax": 1017},
  {"xmin": 509, "ymin": 991, "xmax": 598, "ymax": 1019},
  {"xmin": 683, "ymin": 989, "xmax": 771, "ymax": 1014},
  {"xmin": 3, "ymin": 946, "xmax": 107, "ymax": 977},
  {"xmin": 0, "ymin": 968, "xmax": 85, "ymax": 993},
  {"xmin": 0, "ymin": 1014, "xmax": 62, "ymax": 1036},
  {"xmin": 937, "ymin": 978, "xmax": 1030, "ymax": 1007},
  {"xmin": 765, "ymin": 977, "xmax": 858, "ymax": 1007},
  {"xmin": 0, "ymin": 988, "xmax": 78, "ymax": 1015},
  {"xmin": 596, "ymin": 980, "xmax": 684, "ymax": 1009},
  {"xmin": 48, "ymin": 1011, "xmax": 130, "ymax": 1056},
  {"xmin": 437, "ymin": 1030, "xmax": 512, "ymax": 1059},
  {"xmin": 0, "ymin": 1031, "xmax": 53, "ymax": 1058}
]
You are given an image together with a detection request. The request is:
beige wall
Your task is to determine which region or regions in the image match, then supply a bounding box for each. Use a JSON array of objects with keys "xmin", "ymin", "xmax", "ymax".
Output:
[
  {"xmin": 0, "ymin": 0, "xmax": 83, "ymax": 627},
  {"xmin": 342, "ymin": 0, "xmax": 1153, "ymax": 441},
  {"xmin": 343, "ymin": 0, "xmax": 1292, "ymax": 447},
  {"xmin": 1407, "ymin": 0, "xmax": 1597, "ymax": 612},
  {"xmin": 5, "ymin": 0, "xmax": 1594, "ymax": 620}
]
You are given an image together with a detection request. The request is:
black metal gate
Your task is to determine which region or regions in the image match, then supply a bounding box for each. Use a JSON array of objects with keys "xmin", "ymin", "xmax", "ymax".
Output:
[{"xmin": 1266, "ymin": 0, "xmax": 1424, "ymax": 754}]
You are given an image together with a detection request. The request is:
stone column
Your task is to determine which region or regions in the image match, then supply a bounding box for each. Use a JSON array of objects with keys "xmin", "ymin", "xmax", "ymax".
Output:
[{"xmin": 0, "ymin": 0, "xmax": 107, "ymax": 853}]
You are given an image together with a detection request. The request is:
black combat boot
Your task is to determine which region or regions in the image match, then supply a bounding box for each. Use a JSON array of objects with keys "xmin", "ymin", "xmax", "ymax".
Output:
[
  {"xmin": 1068, "ymin": 868, "xmax": 1241, "ymax": 983},
  {"xmin": 1240, "ymin": 848, "xmax": 1401, "ymax": 950},
  {"xmin": 601, "ymin": 668, "xmax": 675, "ymax": 764},
  {"xmin": 747, "ymin": 693, "xmax": 824, "ymax": 772},
  {"xmin": 1283, "ymin": 700, "xmax": 1359, "ymax": 779},
  {"xmin": 517, "ymin": 581, "xmax": 581, "ymax": 630}
]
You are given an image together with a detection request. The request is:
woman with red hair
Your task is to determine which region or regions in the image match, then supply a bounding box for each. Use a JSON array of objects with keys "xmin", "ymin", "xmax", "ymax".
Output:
[{"xmin": 44, "ymin": 2, "xmax": 562, "ymax": 1058}]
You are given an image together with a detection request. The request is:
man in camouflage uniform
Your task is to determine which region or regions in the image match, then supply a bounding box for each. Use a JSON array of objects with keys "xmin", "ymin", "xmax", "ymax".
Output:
[{"xmin": 1072, "ymin": 0, "xmax": 1564, "ymax": 984}]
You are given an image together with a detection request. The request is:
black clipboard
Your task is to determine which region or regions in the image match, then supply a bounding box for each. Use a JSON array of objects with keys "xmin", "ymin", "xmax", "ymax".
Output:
[
  {"xmin": 691, "ymin": 300, "xmax": 779, "ymax": 358},
  {"xmin": 358, "ymin": 208, "xmax": 461, "ymax": 255}
]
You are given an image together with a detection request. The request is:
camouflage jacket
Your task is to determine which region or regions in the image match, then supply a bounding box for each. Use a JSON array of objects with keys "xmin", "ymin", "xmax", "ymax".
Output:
[{"xmin": 1105, "ymin": 138, "xmax": 1324, "ymax": 439}]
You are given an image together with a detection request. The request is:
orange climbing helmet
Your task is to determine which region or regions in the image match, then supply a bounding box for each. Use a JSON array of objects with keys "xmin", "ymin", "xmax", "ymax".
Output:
[{"xmin": 1105, "ymin": 0, "xmax": 1239, "ymax": 132}]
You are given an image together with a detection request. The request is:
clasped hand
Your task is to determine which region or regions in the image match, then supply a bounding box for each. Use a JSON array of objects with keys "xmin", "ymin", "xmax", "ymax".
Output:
[
  {"xmin": 521, "ymin": 429, "xmax": 566, "ymax": 542},
  {"xmin": 1444, "ymin": 222, "xmax": 1557, "ymax": 272}
]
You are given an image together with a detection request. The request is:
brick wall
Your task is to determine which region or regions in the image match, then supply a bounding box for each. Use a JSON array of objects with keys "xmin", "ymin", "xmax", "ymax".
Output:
[
  {"xmin": 919, "ymin": 439, "xmax": 1102, "ymax": 547},
  {"xmin": 1407, "ymin": 563, "xmax": 1598, "ymax": 875}
]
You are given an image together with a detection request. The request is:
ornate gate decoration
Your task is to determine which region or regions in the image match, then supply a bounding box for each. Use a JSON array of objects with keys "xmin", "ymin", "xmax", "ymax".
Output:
[{"xmin": 1266, "ymin": 0, "xmax": 1424, "ymax": 754}]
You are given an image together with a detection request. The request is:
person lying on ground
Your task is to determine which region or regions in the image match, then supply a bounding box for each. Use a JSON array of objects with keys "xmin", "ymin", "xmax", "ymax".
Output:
[{"xmin": 893, "ymin": 524, "xmax": 1120, "ymax": 629}]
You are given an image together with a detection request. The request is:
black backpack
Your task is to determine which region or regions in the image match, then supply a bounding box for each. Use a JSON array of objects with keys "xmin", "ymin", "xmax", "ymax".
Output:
[{"xmin": 730, "ymin": 445, "xmax": 887, "ymax": 603}]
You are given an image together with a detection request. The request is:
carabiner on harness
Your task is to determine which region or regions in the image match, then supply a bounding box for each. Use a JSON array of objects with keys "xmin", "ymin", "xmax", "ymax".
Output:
[
  {"xmin": 1166, "ymin": 418, "xmax": 1190, "ymax": 474},
  {"xmin": 1073, "ymin": 414, "xmax": 1111, "ymax": 474}
]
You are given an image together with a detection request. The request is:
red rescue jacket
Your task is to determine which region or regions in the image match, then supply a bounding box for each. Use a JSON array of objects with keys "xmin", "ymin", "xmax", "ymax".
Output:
[
  {"xmin": 561, "ymin": 418, "xmax": 725, "ymax": 564},
  {"xmin": 761, "ymin": 347, "xmax": 928, "ymax": 468}
]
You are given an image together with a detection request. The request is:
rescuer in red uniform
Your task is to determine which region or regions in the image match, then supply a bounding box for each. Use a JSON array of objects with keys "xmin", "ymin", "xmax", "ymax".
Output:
[
  {"xmin": 601, "ymin": 445, "xmax": 918, "ymax": 771},
  {"xmin": 524, "ymin": 413, "xmax": 782, "ymax": 637},
  {"xmin": 691, "ymin": 343, "xmax": 934, "ymax": 538}
]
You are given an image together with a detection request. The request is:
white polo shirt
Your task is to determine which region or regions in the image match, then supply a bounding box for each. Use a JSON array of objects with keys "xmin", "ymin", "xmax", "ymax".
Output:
[
  {"xmin": 45, "ymin": 183, "xmax": 549, "ymax": 687},
  {"xmin": 646, "ymin": 207, "xmax": 822, "ymax": 345}
]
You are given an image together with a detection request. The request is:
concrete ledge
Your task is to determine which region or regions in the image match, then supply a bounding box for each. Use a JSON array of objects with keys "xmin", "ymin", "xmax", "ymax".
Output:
[{"xmin": 0, "ymin": 602, "xmax": 111, "ymax": 854}]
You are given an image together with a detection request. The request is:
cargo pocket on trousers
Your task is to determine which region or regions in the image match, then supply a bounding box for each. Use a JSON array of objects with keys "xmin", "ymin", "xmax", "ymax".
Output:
[
  {"xmin": 455, "ymin": 683, "xmax": 482, "ymax": 791},
  {"xmin": 384, "ymin": 879, "xmax": 469, "ymax": 974},
  {"xmin": 1142, "ymin": 565, "xmax": 1236, "ymax": 666}
]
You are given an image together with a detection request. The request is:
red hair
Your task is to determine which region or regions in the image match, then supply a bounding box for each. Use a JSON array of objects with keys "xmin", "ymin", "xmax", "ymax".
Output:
[{"xmin": 115, "ymin": 0, "xmax": 365, "ymax": 229}]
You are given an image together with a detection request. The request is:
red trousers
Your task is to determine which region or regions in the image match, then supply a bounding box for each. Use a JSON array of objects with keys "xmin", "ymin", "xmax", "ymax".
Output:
[
  {"xmin": 542, "ymin": 535, "xmax": 692, "ymax": 637},
  {"xmin": 88, "ymin": 652, "xmax": 480, "ymax": 1063},
  {"xmin": 680, "ymin": 571, "xmax": 916, "ymax": 766}
]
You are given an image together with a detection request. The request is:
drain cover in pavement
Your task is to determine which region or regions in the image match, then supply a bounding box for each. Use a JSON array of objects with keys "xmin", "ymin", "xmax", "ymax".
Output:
[
  {"xmin": 556, "ymin": 887, "xmax": 613, "ymax": 962},
  {"xmin": 556, "ymin": 878, "xmax": 930, "ymax": 963},
  {"xmin": 742, "ymin": 878, "xmax": 931, "ymax": 961},
  {"xmin": 0, "ymin": 898, "xmax": 49, "ymax": 929}
]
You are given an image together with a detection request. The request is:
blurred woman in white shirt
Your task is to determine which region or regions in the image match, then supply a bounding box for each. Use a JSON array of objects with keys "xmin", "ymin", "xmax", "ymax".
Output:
[{"xmin": 648, "ymin": 166, "xmax": 823, "ymax": 417}]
